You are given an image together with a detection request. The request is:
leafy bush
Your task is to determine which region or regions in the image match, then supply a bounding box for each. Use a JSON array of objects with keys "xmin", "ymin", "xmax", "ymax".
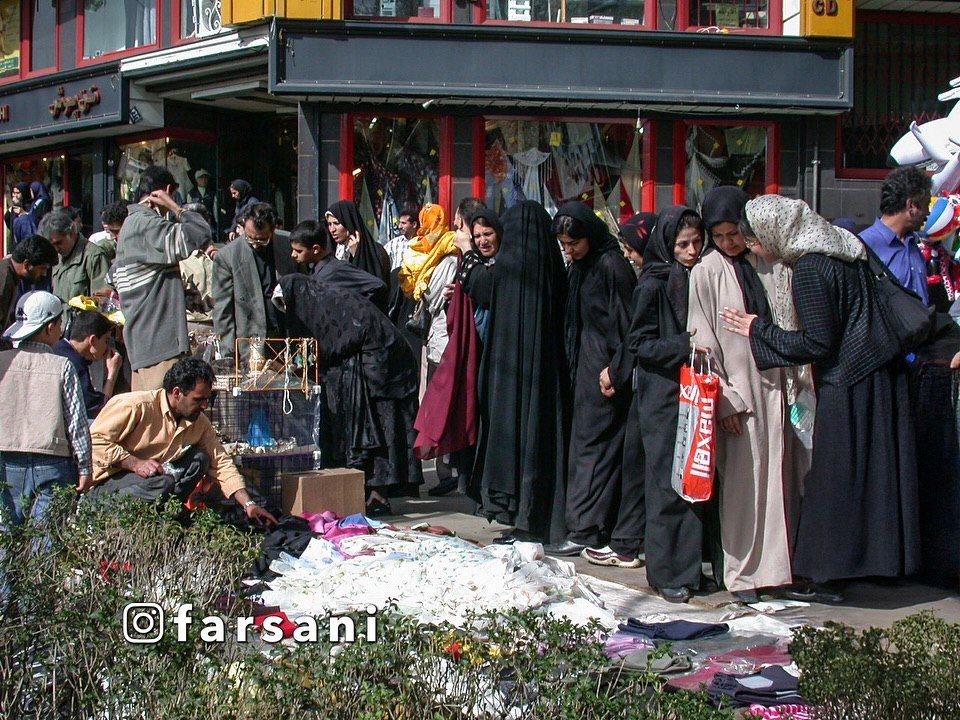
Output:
[
  {"xmin": 790, "ymin": 612, "xmax": 960, "ymax": 720},
  {"xmin": 0, "ymin": 492, "xmax": 734, "ymax": 720}
]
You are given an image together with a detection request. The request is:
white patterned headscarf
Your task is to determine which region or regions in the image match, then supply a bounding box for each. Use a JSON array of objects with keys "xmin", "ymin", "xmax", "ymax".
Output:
[{"xmin": 745, "ymin": 195, "xmax": 866, "ymax": 333}]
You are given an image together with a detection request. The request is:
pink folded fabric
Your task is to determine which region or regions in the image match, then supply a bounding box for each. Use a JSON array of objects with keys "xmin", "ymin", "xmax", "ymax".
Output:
[
  {"xmin": 748, "ymin": 703, "xmax": 810, "ymax": 720},
  {"xmin": 301, "ymin": 511, "xmax": 372, "ymax": 541},
  {"xmin": 604, "ymin": 631, "xmax": 655, "ymax": 658}
]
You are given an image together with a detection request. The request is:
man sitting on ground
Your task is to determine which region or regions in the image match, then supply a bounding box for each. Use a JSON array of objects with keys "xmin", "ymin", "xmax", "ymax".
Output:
[
  {"xmin": 0, "ymin": 291, "xmax": 92, "ymax": 526},
  {"xmin": 52, "ymin": 309, "xmax": 123, "ymax": 420},
  {"xmin": 88, "ymin": 357, "xmax": 277, "ymax": 526}
]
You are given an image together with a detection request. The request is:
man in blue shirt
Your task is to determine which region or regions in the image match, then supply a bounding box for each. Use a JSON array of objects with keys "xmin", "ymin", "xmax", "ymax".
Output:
[
  {"xmin": 859, "ymin": 166, "xmax": 932, "ymax": 306},
  {"xmin": 52, "ymin": 309, "xmax": 122, "ymax": 419}
]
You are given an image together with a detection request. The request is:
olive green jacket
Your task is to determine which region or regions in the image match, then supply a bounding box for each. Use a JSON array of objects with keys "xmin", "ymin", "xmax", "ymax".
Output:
[{"xmin": 52, "ymin": 235, "xmax": 111, "ymax": 303}]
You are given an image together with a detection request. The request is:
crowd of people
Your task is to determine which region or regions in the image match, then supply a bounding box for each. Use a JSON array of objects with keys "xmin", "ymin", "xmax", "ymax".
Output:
[{"xmin": 0, "ymin": 162, "xmax": 951, "ymax": 606}]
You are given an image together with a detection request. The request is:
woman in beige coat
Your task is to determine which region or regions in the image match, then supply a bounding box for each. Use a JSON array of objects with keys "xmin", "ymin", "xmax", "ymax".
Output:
[{"xmin": 686, "ymin": 186, "xmax": 808, "ymax": 603}]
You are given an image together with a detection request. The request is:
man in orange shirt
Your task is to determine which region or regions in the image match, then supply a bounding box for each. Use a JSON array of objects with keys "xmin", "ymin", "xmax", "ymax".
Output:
[{"xmin": 87, "ymin": 357, "xmax": 276, "ymax": 526}]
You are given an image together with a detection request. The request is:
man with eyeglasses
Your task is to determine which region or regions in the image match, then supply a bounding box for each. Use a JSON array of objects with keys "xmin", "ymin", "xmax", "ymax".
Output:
[
  {"xmin": 212, "ymin": 203, "xmax": 297, "ymax": 362},
  {"xmin": 87, "ymin": 357, "xmax": 277, "ymax": 525}
]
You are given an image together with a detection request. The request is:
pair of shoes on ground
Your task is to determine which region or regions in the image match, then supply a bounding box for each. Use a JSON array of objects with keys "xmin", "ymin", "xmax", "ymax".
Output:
[{"xmin": 781, "ymin": 582, "xmax": 844, "ymax": 604}]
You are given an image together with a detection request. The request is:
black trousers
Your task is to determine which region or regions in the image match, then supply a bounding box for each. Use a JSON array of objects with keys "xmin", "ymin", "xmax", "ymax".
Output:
[{"xmin": 88, "ymin": 448, "xmax": 211, "ymax": 504}]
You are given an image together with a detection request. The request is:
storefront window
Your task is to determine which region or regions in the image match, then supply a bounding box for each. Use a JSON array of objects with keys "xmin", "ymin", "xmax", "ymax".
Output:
[
  {"xmin": 181, "ymin": 0, "xmax": 224, "ymax": 39},
  {"xmin": 0, "ymin": 0, "xmax": 20, "ymax": 79},
  {"xmin": 83, "ymin": 0, "xmax": 157, "ymax": 60},
  {"xmin": 484, "ymin": 120, "xmax": 645, "ymax": 223},
  {"xmin": 115, "ymin": 136, "xmax": 216, "ymax": 227},
  {"xmin": 684, "ymin": 123, "xmax": 768, "ymax": 211},
  {"xmin": 687, "ymin": 0, "xmax": 768, "ymax": 29},
  {"xmin": 31, "ymin": 0, "xmax": 58, "ymax": 71},
  {"xmin": 4, "ymin": 156, "xmax": 66, "ymax": 251},
  {"xmin": 486, "ymin": 0, "xmax": 645, "ymax": 24},
  {"xmin": 351, "ymin": 0, "xmax": 441, "ymax": 19},
  {"xmin": 351, "ymin": 116, "xmax": 441, "ymax": 242}
]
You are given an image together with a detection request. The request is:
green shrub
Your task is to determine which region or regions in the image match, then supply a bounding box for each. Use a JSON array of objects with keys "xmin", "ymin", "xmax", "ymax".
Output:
[
  {"xmin": 790, "ymin": 612, "xmax": 960, "ymax": 719},
  {"xmin": 0, "ymin": 492, "xmax": 735, "ymax": 719}
]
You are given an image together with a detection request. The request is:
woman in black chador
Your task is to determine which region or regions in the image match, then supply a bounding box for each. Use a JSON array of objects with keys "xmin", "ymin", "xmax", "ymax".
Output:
[
  {"xmin": 548, "ymin": 201, "xmax": 636, "ymax": 558},
  {"xmin": 276, "ymin": 273, "xmax": 423, "ymax": 515},
  {"xmin": 325, "ymin": 200, "xmax": 391, "ymax": 286},
  {"xmin": 622, "ymin": 205, "xmax": 707, "ymax": 603},
  {"xmin": 455, "ymin": 200, "xmax": 569, "ymax": 544}
]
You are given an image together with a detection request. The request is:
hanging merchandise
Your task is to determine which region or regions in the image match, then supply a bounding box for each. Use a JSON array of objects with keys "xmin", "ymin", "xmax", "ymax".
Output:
[
  {"xmin": 606, "ymin": 178, "xmax": 624, "ymax": 225},
  {"xmin": 358, "ymin": 177, "xmax": 379, "ymax": 238},
  {"xmin": 670, "ymin": 349, "xmax": 719, "ymax": 503},
  {"xmin": 621, "ymin": 133, "xmax": 643, "ymax": 216},
  {"xmin": 378, "ymin": 187, "xmax": 399, "ymax": 246}
]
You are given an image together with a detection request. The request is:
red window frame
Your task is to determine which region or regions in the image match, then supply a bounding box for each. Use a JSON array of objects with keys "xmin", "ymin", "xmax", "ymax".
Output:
[
  {"xmin": 677, "ymin": 0, "xmax": 782, "ymax": 35},
  {"xmin": 22, "ymin": 0, "xmax": 61, "ymax": 79},
  {"xmin": 472, "ymin": 0, "xmax": 656, "ymax": 30},
  {"xmin": 835, "ymin": 11, "xmax": 960, "ymax": 181},
  {"xmin": 2, "ymin": 148, "xmax": 70, "ymax": 254},
  {"xmin": 345, "ymin": 0, "xmax": 453, "ymax": 23},
  {"xmin": 472, "ymin": 115, "xmax": 657, "ymax": 214},
  {"xmin": 339, "ymin": 113, "xmax": 452, "ymax": 219},
  {"xmin": 672, "ymin": 119, "xmax": 779, "ymax": 205},
  {"xmin": 76, "ymin": 0, "xmax": 162, "ymax": 66}
]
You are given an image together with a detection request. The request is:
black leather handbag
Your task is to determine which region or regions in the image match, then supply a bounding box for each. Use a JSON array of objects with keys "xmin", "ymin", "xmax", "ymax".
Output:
[
  {"xmin": 863, "ymin": 243, "xmax": 935, "ymax": 353},
  {"xmin": 405, "ymin": 301, "xmax": 431, "ymax": 338}
]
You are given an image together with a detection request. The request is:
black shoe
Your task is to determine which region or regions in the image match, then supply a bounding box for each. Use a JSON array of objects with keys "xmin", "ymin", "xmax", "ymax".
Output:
[
  {"xmin": 699, "ymin": 575, "xmax": 720, "ymax": 593},
  {"xmin": 365, "ymin": 498, "xmax": 393, "ymax": 518},
  {"xmin": 493, "ymin": 530, "xmax": 541, "ymax": 545},
  {"xmin": 427, "ymin": 477, "xmax": 459, "ymax": 497},
  {"xmin": 544, "ymin": 540, "xmax": 588, "ymax": 557},
  {"xmin": 783, "ymin": 583, "xmax": 844, "ymax": 605},
  {"xmin": 732, "ymin": 589, "xmax": 760, "ymax": 604},
  {"xmin": 658, "ymin": 587, "xmax": 691, "ymax": 604}
]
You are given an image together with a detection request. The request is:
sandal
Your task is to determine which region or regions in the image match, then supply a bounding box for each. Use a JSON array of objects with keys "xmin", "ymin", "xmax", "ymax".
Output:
[{"xmin": 365, "ymin": 498, "xmax": 393, "ymax": 518}]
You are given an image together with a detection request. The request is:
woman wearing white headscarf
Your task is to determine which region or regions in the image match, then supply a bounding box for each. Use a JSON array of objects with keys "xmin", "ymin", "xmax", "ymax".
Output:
[
  {"xmin": 687, "ymin": 187, "xmax": 809, "ymax": 602},
  {"xmin": 721, "ymin": 195, "xmax": 919, "ymax": 600}
]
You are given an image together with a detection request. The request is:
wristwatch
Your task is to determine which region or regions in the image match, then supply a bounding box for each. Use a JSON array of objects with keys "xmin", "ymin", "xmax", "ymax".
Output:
[{"xmin": 243, "ymin": 500, "xmax": 259, "ymax": 509}]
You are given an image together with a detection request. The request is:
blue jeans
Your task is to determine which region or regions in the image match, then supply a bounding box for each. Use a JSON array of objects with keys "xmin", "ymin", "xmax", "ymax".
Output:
[{"xmin": 0, "ymin": 452, "xmax": 77, "ymax": 528}]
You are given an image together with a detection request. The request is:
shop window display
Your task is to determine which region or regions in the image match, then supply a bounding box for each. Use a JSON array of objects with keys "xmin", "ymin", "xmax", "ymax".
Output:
[
  {"xmin": 352, "ymin": 117, "xmax": 440, "ymax": 242},
  {"xmin": 486, "ymin": 0, "xmax": 644, "ymax": 25},
  {"xmin": 684, "ymin": 124, "xmax": 767, "ymax": 211},
  {"xmin": 0, "ymin": 0, "xmax": 20, "ymax": 79},
  {"xmin": 83, "ymin": 0, "xmax": 157, "ymax": 60},
  {"xmin": 484, "ymin": 120, "xmax": 645, "ymax": 224},
  {"xmin": 688, "ymin": 0, "xmax": 768, "ymax": 29},
  {"xmin": 115, "ymin": 137, "xmax": 216, "ymax": 226},
  {"xmin": 351, "ymin": 0, "xmax": 441, "ymax": 19}
]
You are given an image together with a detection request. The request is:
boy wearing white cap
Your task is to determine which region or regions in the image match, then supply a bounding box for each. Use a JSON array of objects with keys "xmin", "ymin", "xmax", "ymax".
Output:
[{"xmin": 0, "ymin": 291, "xmax": 92, "ymax": 526}]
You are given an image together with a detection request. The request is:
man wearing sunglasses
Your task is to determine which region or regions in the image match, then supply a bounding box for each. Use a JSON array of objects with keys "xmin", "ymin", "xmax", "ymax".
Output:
[{"xmin": 212, "ymin": 203, "xmax": 298, "ymax": 363}]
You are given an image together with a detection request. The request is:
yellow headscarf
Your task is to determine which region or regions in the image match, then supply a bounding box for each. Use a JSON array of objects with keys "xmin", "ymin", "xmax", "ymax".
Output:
[{"xmin": 398, "ymin": 204, "xmax": 459, "ymax": 301}]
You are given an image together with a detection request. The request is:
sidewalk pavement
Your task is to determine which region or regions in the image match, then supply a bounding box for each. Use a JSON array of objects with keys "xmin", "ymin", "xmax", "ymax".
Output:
[{"xmin": 384, "ymin": 478, "xmax": 960, "ymax": 632}]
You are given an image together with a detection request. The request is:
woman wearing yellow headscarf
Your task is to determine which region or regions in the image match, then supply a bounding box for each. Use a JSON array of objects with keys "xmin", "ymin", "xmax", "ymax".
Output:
[{"xmin": 399, "ymin": 204, "xmax": 459, "ymax": 301}]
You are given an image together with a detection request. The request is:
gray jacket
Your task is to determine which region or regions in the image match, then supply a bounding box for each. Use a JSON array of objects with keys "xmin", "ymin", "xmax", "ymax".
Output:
[{"xmin": 212, "ymin": 230, "xmax": 297, "ymax": 354}]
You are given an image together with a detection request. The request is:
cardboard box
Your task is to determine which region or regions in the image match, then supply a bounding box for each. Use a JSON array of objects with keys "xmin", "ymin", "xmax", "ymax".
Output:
[{"xmin": 281, "ymin": 469, "xmax": 365, "ymax": 518}]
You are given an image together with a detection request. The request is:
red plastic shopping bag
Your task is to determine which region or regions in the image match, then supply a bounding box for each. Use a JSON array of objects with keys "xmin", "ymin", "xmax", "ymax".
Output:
[{"xmin": 670, "ymin": 349, "xmax": 719, "ymax": 503}]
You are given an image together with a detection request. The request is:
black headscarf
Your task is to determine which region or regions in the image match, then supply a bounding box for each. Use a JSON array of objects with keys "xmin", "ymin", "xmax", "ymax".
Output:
[
  {"xmin": 469, "ymin": 207, "xmax": 504, "ymax": 256},
  {"xmin": 230, "ymin": 179, "xmax": 252, "ymax": 201},
  {"xmin": 701, "ymin": 186, "xmax": 770, "ymax": 319},
  {"xmin": 13, "ymin": 182, "xmax": 32, "ymax": 207},
  {"xmin": 642, "ymin": 205, "xmax": 702, "ymax": 326},
  {"xmin": 325, "ymin": 200, "xmax": 389, "ymax": 284},
  {"xmin": 619, "ymin": 212, "xmax": 657, "ymax": 255},
  {"xmin": 556, "ymin": 201, "xmax": 620, "ymax": 381}
]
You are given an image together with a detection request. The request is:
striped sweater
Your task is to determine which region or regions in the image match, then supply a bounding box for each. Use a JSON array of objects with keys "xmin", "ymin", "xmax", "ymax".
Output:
[{"xmin": 110, "ymin": 204, "xmax": 210, "ymax": 371}]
